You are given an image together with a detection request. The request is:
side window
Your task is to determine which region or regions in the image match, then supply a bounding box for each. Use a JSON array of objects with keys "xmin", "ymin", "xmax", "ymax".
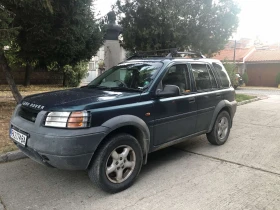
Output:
[
  {"xmin": 212, "ymin": 63, "xmax": 231, "ymax": 88},
  {"xmin": 191, "ymin": 64, "xmax": 213, "ymax": 91},
  {"xmin": 160, "ymin": 64, "xmax": 190, "ymax": 94}
]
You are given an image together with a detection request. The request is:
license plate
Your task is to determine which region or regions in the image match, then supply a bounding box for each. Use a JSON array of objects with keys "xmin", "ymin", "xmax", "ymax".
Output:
[{"xmin": 10, "ymin": 128, "xmax": 27, "ymax": 146}]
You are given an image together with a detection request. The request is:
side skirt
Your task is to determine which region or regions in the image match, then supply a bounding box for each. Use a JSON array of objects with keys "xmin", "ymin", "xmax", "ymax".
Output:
[{"xmin": 150, "ymin": 130, "xmax": 207, "ymax": 153}]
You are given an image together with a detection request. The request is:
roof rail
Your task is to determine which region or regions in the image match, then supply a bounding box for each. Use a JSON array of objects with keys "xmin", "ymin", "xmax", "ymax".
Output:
[
  {"xmin": 166, "ymin": 49, "xmax": 206, "ymax": 59},
  {"xmin": 126, "ymin": 48, "xmax": 206, "ymax": 60},
  {"xmin": 126, "ymin": 48, "xmax": 176, "ymax": 60}
]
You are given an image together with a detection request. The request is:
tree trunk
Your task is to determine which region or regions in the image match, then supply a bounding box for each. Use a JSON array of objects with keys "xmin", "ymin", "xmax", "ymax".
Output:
[
  {"xmin": 0, "ymin": 51, "xmax": 22, "ymax": 103},
  {"xmin": 24, "ymin": 63, "xmax": 31, "ymax": 86},
  {"xmin": 63, "ymin": 71, "xmax": 67, "ymax": 87}
]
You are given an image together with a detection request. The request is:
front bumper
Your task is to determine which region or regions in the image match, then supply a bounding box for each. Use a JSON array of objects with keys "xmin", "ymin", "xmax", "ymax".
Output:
[{"xmin": 10, "ymin": 105, "xmax": 107, "ymax": 170}]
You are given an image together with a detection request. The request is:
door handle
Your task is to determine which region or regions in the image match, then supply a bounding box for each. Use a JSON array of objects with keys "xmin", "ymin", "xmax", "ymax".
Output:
[
  {"xmin": 188, "ymin": 97, "xmax": 195, "ymax": 103},
  {"xmin": 216, "ymin": 93, "xmax": 221, "ymax": 98}
]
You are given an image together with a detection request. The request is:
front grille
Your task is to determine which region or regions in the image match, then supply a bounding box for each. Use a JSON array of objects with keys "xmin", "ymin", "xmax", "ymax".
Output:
[{"xmin": 18, "ymin": 106, "xmax": 39, "ymax": 122}]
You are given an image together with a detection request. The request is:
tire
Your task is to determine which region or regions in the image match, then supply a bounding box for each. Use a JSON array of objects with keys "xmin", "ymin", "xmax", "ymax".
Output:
[
  {"xmin": 88, "ymin": 133, "xmax": 143, "ymax": 193},
  {"xmin": 207, "ymin": 111, "xmax": 231, "ymax": 145}
]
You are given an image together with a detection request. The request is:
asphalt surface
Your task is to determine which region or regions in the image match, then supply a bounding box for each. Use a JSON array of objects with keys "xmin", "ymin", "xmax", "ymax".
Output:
[{"xmin": 1, "ymin": 91, "xmax": 280, "ymax": 210}]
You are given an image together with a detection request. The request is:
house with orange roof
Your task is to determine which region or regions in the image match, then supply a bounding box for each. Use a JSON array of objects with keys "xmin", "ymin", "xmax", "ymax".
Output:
[
  {"xmin": 212, "ymin": 48, "xmax": 280, "ymax": 87},
  {"xmin": 245, "ymin": 50, "xmax": 280, "ymax": 87},
  {"xmin": 212, "ymin": 47, "xmax": 255, "ymax": 75}
]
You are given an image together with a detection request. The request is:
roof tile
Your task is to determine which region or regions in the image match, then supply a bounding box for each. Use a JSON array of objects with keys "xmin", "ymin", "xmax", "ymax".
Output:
[
  {"xmin": 212, "ymin": 48, "xmax": 254, "ymax": 62},
  {"xmin": 246, "ymin": 50, "xmax": 280, "ymax": 63}
]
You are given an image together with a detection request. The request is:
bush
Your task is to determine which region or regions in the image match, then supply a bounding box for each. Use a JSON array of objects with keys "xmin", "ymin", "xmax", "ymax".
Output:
[
  {"xmin": 242, "ymin": 72, "xmax": 249, "ymax": 85},
  {"xmin": 63, "ymin": 62, "xmax": 88, "ymax": 87},
  {"xmin": 276, "ymin": 72, "xmax": 280, "ymax": 85},
  {"xmin": 223, "ymin": 62, "xmax": 238, "ymax": 87}
]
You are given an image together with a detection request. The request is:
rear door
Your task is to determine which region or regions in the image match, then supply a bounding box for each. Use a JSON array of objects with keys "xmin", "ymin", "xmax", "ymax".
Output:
[
  {"xmin": 212, "ymin": 62, "xmax": 234, "ymax": 102},
  {"xmin": 153, "ymin": 63, "xmax": 197, "ymax": 146},
  {"xmin": 190, "ymin": 63, "xmax": 220, "ymax": 133}
]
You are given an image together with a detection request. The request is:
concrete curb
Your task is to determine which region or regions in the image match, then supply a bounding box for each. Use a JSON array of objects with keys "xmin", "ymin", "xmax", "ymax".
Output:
[
  {"xmin": 237, "ymin": 97, "xmax": 261, "ymax": 106},
  {"xmin": 0, "ymin": 150, "xmax": 27, "ymax": 164}
]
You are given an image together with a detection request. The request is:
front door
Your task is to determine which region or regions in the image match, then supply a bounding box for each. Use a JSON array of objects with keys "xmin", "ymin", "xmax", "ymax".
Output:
[{"xmin": 153, "ymin": 64, "xmax": 197, "ymax": 146}]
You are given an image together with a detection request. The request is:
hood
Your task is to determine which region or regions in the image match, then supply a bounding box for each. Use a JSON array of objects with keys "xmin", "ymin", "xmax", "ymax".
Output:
[{"xmin": 21, "ymin": 88, "xmax": 141, "ymax": 111}]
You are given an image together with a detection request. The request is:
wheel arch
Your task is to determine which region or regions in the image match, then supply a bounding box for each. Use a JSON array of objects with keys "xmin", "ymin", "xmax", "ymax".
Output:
[
  {"xmin": 207, "ymin": 100, "xmax": 233, "ymax": 133},
  {"xmin": 90, "ymin": 115, "xmax": 150, "ymax": 166}
]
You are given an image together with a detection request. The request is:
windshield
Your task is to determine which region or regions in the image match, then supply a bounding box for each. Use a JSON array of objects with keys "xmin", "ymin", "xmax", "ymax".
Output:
[{"xmin": 88, "ymin": 62, "xmax": 163, "ymax": 91}]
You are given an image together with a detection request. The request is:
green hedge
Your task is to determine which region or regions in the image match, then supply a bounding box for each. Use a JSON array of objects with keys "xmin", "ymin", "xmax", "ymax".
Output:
[
  {"xmin": 242, "ymin": 72, "xmax": 249, "ymax": 85},
  {"xmin": 63, "ymin": 62, "xmax": 88, "ymax": 87}
]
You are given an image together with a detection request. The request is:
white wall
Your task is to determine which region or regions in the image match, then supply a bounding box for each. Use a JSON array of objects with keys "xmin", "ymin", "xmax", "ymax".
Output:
[{"xmin": 82, "ymin": 46, "xmax": 126, "ymax": 84}]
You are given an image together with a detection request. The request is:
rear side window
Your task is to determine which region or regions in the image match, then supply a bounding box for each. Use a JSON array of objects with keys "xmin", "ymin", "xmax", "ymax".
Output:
[
  {"xmin": 207, "ymin": 65, "xmax": 218, "ymax": 89},
  {"xmin": 191, "ymin": 64, "xmax": 217, "ymax": 91},
  {"xmin": 212, "ymin": 63, "xmax": 231, "ymax": 88}
]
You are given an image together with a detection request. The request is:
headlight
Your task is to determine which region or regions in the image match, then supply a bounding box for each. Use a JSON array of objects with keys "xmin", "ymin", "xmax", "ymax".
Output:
[{"xmin": 45, "ymin": 111, "xmax": 89, "ymax": 128}]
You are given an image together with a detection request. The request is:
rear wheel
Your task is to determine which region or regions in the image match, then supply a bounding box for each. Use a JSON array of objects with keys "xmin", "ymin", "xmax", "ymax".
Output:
[
  {"xmin": 207, "ymin": 111, "xmax": 231, "ymax": 145},
  {"xmin": 88, "ymin": 133, "xmax": 143, "ymax": 193}
]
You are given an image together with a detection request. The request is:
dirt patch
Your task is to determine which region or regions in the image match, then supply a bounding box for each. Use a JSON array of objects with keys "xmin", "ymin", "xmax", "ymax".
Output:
[
  {"xmin": 0, "ymin": 85, "xmax": 68, "ymax": 154},
  {"xmin": 0, "ymin": 100, "xmax": 17, "ymax": 154}
]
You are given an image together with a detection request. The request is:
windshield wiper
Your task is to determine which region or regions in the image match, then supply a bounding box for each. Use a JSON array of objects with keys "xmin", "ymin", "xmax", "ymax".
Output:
[
  {"xmin": 86, "ymin": 85, "xmax": 111, "ymax": 90},
  {"xmin": 86, "ymin": 85, "xmax": 142, "ymax": 92},
  {"xmin": 110, "ymin": 87, "xmax": 142, "ymax": 92}
]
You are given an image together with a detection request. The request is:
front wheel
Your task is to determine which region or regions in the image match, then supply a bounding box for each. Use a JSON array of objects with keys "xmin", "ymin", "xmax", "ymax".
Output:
[
  {"xmin": 88, "ymin": 134, "xmax": 143, "ymax": 193},
  {"xmin": 207, "ymin": 111, "xmax": 231, "ymax": 145}
]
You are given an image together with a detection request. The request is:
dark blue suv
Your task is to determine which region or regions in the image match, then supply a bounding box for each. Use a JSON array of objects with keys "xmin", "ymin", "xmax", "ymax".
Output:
[{"xmin": 10, "ymin": 51, "xmax": 237, "ymax": 193}]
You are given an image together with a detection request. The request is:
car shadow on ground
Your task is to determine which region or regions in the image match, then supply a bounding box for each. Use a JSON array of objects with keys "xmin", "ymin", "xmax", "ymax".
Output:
[
  {"xmin": 141, "ymin": 147, "xmax": 188, "ymax": 171},
  {"xmin": 33, "ymin": 136, "xmax": 206, "ymax": 190}
]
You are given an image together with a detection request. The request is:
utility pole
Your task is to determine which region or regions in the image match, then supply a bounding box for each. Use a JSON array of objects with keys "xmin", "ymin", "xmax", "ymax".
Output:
[{"xmin": 233, "ymin": 40, "xmax": 237, "ymax": 63}]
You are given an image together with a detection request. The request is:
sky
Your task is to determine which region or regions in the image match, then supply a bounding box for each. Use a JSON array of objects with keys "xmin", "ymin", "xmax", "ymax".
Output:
[
  {"xmin": 236, "ymin": 0, "xmax": 280, "ymax": 43},
  {"xmin": 95, "ymin": 0, "xmax": 116, "ymax": 16},
  {"xmin": 95, "ymin": 0, "xmax": 280, "ymax": 43}
]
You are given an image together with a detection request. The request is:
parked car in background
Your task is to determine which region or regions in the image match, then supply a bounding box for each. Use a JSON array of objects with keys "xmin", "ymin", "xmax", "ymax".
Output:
[{"xmin": 10, "ymin": 50, "xmax": 237, "ymax": 193}]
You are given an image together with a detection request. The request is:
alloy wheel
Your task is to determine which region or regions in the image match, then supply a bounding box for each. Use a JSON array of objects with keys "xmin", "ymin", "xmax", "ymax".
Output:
[
  {"xmin": 217, "ymin": 116, "xmax": 229, "ymax": 140},
  {"xmin": 105, "ymin": 145, "xmax": 136, "ymax": 184}
]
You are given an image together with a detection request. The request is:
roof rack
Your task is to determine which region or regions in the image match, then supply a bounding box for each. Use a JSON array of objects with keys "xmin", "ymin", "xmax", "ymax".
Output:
[
  {"xmin": 167, "ymin": 49, "xmax": 206, "ymax": 59},
  {"xmin": 126, "ymin": 48, "xmax": 175, "ymax": 60},
  {"xmin": 126, "ymin": 48, "xmax": 206, "ymax": 60}
]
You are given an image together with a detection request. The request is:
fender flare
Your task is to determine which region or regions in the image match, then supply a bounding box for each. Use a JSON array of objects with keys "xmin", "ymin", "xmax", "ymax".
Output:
[
  {"xmin": 207, "ymin": 100, "xmax": 234, "ymax": 133},
  {"xmin": 101, "ymin": 115, "xmax": 150, "ymax": 164}
]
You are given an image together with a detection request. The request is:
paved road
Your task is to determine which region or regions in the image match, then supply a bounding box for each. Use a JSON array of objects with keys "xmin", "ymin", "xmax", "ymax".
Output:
[{"xmin": 1, "ymin": 96, "xmax": 280, "ymax": 210}]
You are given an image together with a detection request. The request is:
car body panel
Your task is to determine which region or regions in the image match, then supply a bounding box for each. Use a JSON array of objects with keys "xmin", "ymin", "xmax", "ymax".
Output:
[
  {"xmin": 22, "ymin": 88, "xmax": 142, "ymax": 111},
  {"xmin": 153, "ymin": 94, "xmax": 197, "ymax": 145}
]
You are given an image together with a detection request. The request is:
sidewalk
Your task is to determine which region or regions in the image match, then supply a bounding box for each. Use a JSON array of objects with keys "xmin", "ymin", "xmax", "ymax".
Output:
[{"xmin": 238, "ymin": 86, "xmax": 279, "ymax": 91}]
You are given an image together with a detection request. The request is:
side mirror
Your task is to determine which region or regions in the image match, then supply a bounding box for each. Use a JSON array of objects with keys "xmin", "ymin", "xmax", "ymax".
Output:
[{"xmin": 156, "ymin": 85, "xmax": 180, "ymax": 98}]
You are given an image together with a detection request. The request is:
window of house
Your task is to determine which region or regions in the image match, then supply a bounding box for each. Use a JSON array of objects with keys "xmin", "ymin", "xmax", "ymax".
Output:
[
  {"xmin": 89, "ymin": 62, "xmax": 95, "ymax": 71},
  {"xmin": 212, "ymin": 62, "xmax": 231, "ymax": 88},
  {"xmin": 191, "ymin": 64, "xmax": 214, "ymax": 91}
]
